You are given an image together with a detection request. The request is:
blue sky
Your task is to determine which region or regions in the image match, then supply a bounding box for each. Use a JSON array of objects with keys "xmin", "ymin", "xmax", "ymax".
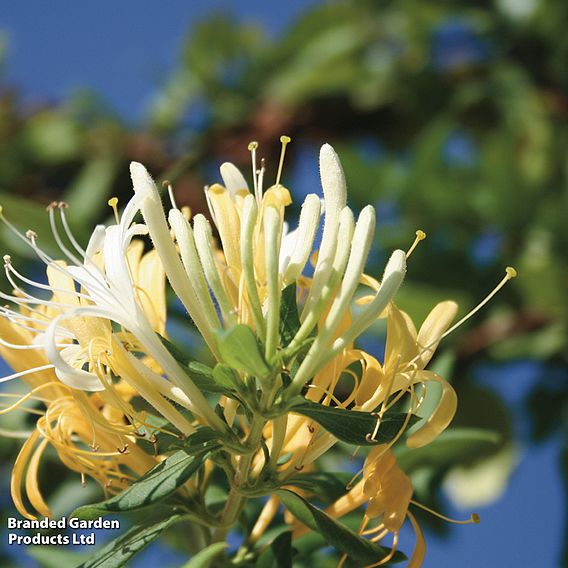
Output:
[
  {"xmin": 0, "ymin": 2, "xmax": 564, "ymax": 566},
  {"xmin": 0, "ymin": 1, "xmax": 320, "ymax": 121}
]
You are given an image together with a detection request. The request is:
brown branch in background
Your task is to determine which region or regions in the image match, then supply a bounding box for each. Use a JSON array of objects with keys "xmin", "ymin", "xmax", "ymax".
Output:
[{"xmin": 456, "ymin": 311, "xmax": 552, "ymax": 360}]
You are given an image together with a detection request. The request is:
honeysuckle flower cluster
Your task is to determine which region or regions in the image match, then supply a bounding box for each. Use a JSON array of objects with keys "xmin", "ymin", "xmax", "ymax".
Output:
[{"xmin": 0, "ymin": 140, "xmax": 516, "ymax": 566}]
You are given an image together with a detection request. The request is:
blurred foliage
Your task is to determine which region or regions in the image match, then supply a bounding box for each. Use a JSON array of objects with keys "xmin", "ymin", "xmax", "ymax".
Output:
[{"xmin": 1, "ymin": 0, "xmax": 568, "ymax": 565}]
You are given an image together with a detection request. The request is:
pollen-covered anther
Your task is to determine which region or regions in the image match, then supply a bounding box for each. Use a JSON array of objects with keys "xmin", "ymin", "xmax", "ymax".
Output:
[
  {"xmin": 407, "ymin": 229, "xmax": 427, "ymax": 259},
  {"xmin": 505, "ymin": 266, "xmax": 517, "ymax": 279},
  {"xmin": 471, "ymin": 513, "xmax": 480, "ymax": 524},
  {"xmin": 25, "ymin": 230, "xmax": 38, "ymax": 241},
  {"xmin": 107, "ymin": 197, "xmax": 120, "ymax": 223},
  {"xmin": 3, "ymin": 254, "xmax": 11, "ymax": 265}
]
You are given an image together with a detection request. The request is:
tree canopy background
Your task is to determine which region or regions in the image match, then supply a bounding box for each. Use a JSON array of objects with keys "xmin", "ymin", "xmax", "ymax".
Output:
[{"xmin": 0, "ymin": 1, "xmax": 566, "ymax": 566}]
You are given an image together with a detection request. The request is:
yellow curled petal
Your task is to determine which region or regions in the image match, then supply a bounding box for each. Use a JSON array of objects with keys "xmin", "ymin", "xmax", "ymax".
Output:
[
  {"xmin": 406, "ymin": 370, "xmax": 458, "ymax": 448},
  {"xmin": 408, "ymin": 511, "xmax": 426, "ymax": 568},
  {"xmin": 385, "ymin": 305, "xmax": 419, "ymax": 372},
  {"xmin": 25, "ymin": 438, "xmax": 51, "ymax": 518},
  {"xmin": 11, "ymin": 429, "xmax": 41, "ymax": 520},
  {"xmin": 417, "ymin": 301, "xmax": 458, "ymax": 368}
]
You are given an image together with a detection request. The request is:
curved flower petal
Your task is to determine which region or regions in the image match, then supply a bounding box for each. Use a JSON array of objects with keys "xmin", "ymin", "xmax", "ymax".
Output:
[{"xmin": 406, "ymin": 370, "xmax": 458, "ymax": 448}]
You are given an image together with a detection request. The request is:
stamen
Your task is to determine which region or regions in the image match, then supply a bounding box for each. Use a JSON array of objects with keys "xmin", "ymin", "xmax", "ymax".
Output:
[
  {"xmin": 248, "ymin": 141, "xmax": 260, "ymax": 203},
  {"xmin": 410, "ymin": 499, "xmax": 480, "ymax": 525},
  {"xmin": 5, "ymin": 259, "xmax": 92, "ymax": 302},
  {"xmin": 276, "ymin": 135, "xmax": 291, "ymax": 186},
  {"xmin": 162, "ymin": 180, "xmax": 178, "ymax": 210},
  {"xmin": 59, "ymin": 205, "xmax": 88, "ymax": 259},
  {"xmin": 0, "ymin": 364, "xmax": 55, "ymax": 384},
  {"xmin": 108, "ymin": 197, "xmax": 120, "ymax": 223},
  {"xmin": 47, "ymin": 204, "xmax": 83, "ymax": 266},
  {"xmin": 438, "ymin": 267, "xmax": 517, "ymax": 343},
  {"xmin": 406, "ymin": 230, "xmax": 426, "ymax": 259},
  {"xmin": 257, "ymin": 158, "xmax": 266, "ymax": 200}
]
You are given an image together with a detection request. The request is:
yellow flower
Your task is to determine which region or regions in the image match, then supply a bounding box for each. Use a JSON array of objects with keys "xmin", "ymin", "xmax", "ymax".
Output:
[
  {"xmin": 320, "ymin": 446, "xmax": 425, "ymax": 568},
  {"xmin": 0, "ymin": 232, "xmax": 174, "ymax": 519}
]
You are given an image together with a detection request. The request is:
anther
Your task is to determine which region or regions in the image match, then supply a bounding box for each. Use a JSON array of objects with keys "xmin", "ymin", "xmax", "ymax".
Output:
[
  {"xmin": 117, "ymin": 444, "xmax": 129, "ymax": 454},
  {"xmin": 406, "ymin": 229, "xmax": 427, "ymax": 259},
  {"xmin": 57, "ymin": 201, "xmax": 69, "ymax": 209},
  {"xmin": 3, "ymin": 255, "xmax": 11, "ymax": 265},
  {"xmin": 108, "ymin": 197, "xmax": 120, "ymax": 223},
  {"xmin": 46, "ymin": 201, "xmax": 57, "ymax": 211},
  {"xmin": 471, "ymin": 513, "xmax": 480, "ymax": 524},
  {"xmin": 248, "ymin": 141, "xmax": 260, "ymax": 201},
  {"xmin": 25, "ymin": 230, "xmax": 37, "ymax": 241},
  {"xmin": 505, "ymin": 266, "xmax": 517, "ymax": 279}
]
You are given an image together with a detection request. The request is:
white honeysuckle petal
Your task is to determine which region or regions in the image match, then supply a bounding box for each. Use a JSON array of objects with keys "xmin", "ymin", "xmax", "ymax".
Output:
[
  {"xmin": 282, "ymin": 193, "xmax": 321, "ymax": 285},
  {"xmin": 66, "ymin": 266, "xmax": 114, "ymax": 311},
  {"xmin": 168, "ymin": 208, "xmax": 220, "ymax": 328},
  {"xmin": 286, "ymin": 206, "xmax": 354, "ymax": 352},
  {"xmin": 318, "ymin": 205, "xmax": 376, "ymax": 336},
  {"xmin": 220, "ymin": 162, "xmax": 250, "ymax": 197},
  {"xmin": 85, "ymin": 225, "xmax": 106, "ymax": 261},
  {"xmin": 278, "ymin": 223, "xmax": 295, "ymax": 275},
  {"xmin": 103, "ymin": 225, "xmax": 138, "ymax": 311},
  {"xmin": 302, "ymin": 144, "xmax": 347, "ymax": 318},
  {"xmin": 329, "ymin": 249, "xmax": 407, "ymax": 356},
  {"xmin": 130, "ymin": 162, "xmax": 219, "ymax": 355},
  {"xmin": 289, "ymin": 249, "xmax": 406, "ymax": 396},
  {"xmin": 193, "ymin": 213, "xmax": 237, "ymax": 326},
  {"xmin": 287, "ymin": 206, "xmax": 375, "ymax": 387}
]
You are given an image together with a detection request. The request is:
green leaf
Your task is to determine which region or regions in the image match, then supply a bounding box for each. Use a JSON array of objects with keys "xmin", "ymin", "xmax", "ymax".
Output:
[
  {"xmin": 276, "ymin": 490, "xmax": 405, "ymax": 565},
  {"xmin": 290, "ymin": 401, "xmax": 419, "ymax": 446},
  {"xmin": 181, "ymin": 543, "xmax": 227, "ymax": 568},
  {"xmin": 159, "ymin": 336, "xmax": 232, "ymax": 395},
  {"xmin": 396, "ymin": 428, "xmax": 501, "ymax": 473},
  {"xmin": 279, "ymin": 284, "xmax": 301, "ymax": 347},
  {"xmin": 78, "ymin": 515, "xmax": 183, "ymax": 568},
  {"xmin": 71, "ymin": 447, "xmax": 207, "ymax": 519},
  {"xmin": 257, "ymin": 531, "xmax": 293, "ymax": 568},
  {"xmin": 212, "ymin": 364, "xmax": 241, "ymax": 390},
  {"xmin": 285, "ymin": 472, "xmax": 353, "ymax": 502},
  {"xmin": 184, "ymin": 427, "xmax": 224, "ymax": 453},
  {"xmin": 27, "ymin": 547, "xmax": 85, "ymax": 568},
  {"xmin": 215, "ymin": 324, "xmax": 271, "ymax": 378}
]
